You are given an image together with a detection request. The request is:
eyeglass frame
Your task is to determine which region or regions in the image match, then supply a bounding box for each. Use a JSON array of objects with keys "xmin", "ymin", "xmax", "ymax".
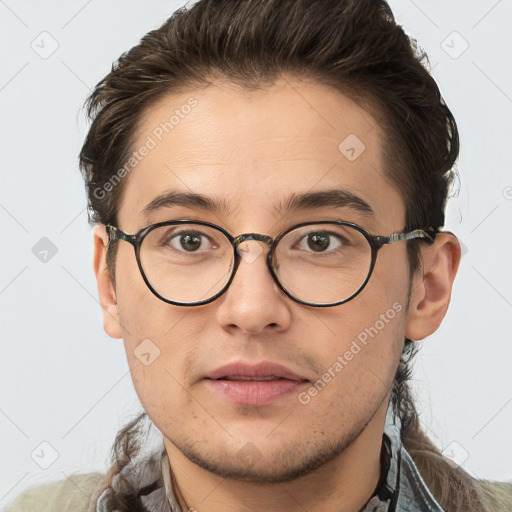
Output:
[{"xmin": 106, "ymin": 220, "xmax": 437, "ymax": 308}]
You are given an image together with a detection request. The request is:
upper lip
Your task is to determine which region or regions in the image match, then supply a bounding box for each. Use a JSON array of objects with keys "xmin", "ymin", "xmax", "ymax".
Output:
[{"xmin": 205, "ymin": 361, "xmax": 309, "ymax": 381}]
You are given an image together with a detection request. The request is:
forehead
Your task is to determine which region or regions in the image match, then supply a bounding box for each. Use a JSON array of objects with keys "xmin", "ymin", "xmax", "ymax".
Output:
[{"xmin": 117, "ymin": 78, "xmax": 405, "ymax": 232}]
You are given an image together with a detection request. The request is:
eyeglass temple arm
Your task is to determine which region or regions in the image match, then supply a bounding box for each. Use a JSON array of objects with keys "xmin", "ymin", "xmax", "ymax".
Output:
[
  {"xmin": 106, "ymin": 225, "xmax": 138, "ymax": 245},
  {"xmin": 375, "ymin": 227, "xmax": 438, "ymax": 247}
]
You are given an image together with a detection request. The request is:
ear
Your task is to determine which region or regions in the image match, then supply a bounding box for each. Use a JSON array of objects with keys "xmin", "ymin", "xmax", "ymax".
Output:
[
  {"xmin": 92, "ymin": 224, "xmax": 123, "ymax": 339},
  {"xmin": 405, "ymin": 232, "xmax": 461, "ymax": 341}
]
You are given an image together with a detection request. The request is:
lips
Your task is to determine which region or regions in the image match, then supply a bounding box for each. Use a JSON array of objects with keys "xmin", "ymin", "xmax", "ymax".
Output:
[
  {"xmin": 206, "ymin": 361, "xmax": 307, "ymax": 381},
  {"xmin": 224, "ymin": 376, "xmax": 278, "ymax": 381},
  {"xmin": 204, "ymin": 361, "xmax": 309, "ymax": 406}
]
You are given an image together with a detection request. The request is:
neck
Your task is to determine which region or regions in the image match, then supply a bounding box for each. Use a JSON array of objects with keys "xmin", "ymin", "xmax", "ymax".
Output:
[{"xmin": 164, "ymin": 399, "xmax": 389, "ymax": 512}]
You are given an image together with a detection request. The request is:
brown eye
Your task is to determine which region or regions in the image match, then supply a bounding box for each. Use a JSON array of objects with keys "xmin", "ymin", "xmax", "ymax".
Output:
[
  {"xmin": 296, "ymin": 232, "xmax": 343, "ymax": 253},
  {"xmin": 165, "ymin": 231, "xmax": 211, "ymax": 252},
  {"xmin": 307, "ymin": 233, "xmax": 331, "ymax": 252},
  {"xmin": 178, "ymin": 233, "xmax": 202, "ymax": 251}
]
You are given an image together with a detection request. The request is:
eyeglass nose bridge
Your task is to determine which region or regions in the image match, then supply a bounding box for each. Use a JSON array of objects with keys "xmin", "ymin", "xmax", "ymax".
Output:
[
  {"xmin": 229, "ymin": 233, "xmax": 280, "ymax": 290},
  {"xmin": 232, "ymin": 233, "xmax": 274, "ymax": 248}
]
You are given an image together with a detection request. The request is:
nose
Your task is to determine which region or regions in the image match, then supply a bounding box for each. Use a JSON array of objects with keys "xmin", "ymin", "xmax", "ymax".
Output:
[{"xmin": 215, "ymin": 240, "xmax": 292, "ymax": 335}]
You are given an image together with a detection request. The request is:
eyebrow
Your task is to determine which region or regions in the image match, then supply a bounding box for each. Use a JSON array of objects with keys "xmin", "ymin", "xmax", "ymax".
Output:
[
  {"xmin": 141, "ymin": 187, "xmax": 374, "ymax": 220},
  {"xmin": 277, "ymin": 189, "xmax": 374, "ymax": 217},
  {"xmin": 141, "ymin": 189, "xmax": 231, "ymax": 219}
]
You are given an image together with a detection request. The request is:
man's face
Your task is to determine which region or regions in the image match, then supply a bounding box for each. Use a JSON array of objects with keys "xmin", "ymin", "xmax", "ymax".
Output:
[{"xmin": 104, "ymin": 78, "xmax": 412, "ymax": 481}]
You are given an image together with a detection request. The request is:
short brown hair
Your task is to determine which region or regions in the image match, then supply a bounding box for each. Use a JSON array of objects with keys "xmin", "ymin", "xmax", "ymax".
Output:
[{"xmin": 79, "ymin": 0, "xmax": 458, "ymax": 279}]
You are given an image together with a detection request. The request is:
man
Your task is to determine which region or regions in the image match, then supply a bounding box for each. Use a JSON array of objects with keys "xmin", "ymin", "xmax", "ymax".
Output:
[{"xmin": 6, "ymin": 0, "xmax": 511, "ymax": 511}]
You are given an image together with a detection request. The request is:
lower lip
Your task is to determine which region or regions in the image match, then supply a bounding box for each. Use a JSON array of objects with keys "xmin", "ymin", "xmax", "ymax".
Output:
[{"xmin": 205, "ymin": 378, "xmax": 308, "ymax": 406}]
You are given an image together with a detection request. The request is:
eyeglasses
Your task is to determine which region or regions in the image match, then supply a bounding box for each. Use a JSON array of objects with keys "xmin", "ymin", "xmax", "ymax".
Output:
[{"xmin": 106, "ymin": 220, "xmax": 436, "ymax": 307}]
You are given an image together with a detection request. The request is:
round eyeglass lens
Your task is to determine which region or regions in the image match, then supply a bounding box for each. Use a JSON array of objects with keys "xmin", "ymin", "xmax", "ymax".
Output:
[
  {"xmin": 272, "ymin": 223, "xmax": 373, "ymax": 305},
  {"xmin": 139, "ymin": 223, "xmax": 235, "ymax": 304}
]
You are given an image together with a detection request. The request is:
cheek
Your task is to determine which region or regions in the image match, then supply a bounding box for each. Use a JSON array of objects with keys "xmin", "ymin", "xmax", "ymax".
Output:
[
  {"xmin": 296, "ymin": 303, "xmax": 406, "ymax": 428},
  {"xmin": 321, "ymin": 301, "xmax": 405, "ymax": 374},
  {"xmin": 303, "ymin": 260, "xmax": 409, "ymax": 394},
  {"xmin": 114, "ymin": 265, "xmax": 207, "ymax": 416},
  {"xmin": 115, "ymin": 246, "xmax": 184, "ymax": 342},
  {"xmin": 371, "ymin": 243, "xmax": 411, "ymax": 293},
  {"xmin": 122, "ymin": 328, "xmax": 203, "ymax": 431}
]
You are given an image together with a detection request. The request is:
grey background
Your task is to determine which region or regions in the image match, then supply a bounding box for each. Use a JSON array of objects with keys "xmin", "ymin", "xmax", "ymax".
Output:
[{"xmin": 1, "ymin": 0, "xmax": 511, "ymax": 505}]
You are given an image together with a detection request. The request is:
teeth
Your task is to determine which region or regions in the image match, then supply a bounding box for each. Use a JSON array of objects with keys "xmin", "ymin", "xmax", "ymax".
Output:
[{"xmin": 224, "ymin": 376, "xmax": 281, "ymax": 381}]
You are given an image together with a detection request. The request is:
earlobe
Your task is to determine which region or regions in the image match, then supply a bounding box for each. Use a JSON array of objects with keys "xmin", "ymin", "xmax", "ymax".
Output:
[
  {"xmin": 405, "ymin": 233, "xmax": 461, "ymax": 341},
  {"xmin": 92, "ymin": 224, "xmax": 123, "ymax": 339}
]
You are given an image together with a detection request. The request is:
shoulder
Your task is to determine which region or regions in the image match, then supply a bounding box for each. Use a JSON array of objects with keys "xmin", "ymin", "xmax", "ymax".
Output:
[
  {"xmin": 478, "ymin": 480, "xmax": 512, "ymax": 512},
  {"xmin": 3, "ymin": 472, "xmax": 105, "ymax": 512}
]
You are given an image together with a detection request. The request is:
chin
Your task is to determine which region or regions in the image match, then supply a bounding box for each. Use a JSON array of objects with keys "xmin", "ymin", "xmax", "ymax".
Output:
[{"xmin": 172, "ymin": 428, "xmax": 358, "ymax": 483}]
